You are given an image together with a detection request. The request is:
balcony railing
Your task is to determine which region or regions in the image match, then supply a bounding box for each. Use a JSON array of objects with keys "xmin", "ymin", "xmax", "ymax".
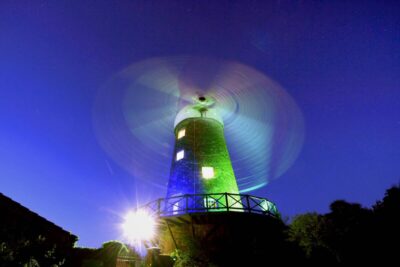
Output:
[{"xmin": 141, "ymin": 193, "xmax": 279, "ymax": 218}]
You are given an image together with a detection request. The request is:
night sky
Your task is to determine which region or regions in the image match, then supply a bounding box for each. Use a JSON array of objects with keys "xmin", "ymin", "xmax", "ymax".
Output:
[{"xmin": 1, "ymin": 1, "xmax": 399, "ymax": 247}]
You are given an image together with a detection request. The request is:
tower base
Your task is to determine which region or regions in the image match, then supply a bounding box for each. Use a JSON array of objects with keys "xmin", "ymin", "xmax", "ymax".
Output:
[{"xmin": 157, "ymin": 212, "xmax": 297, "ymax": 266}]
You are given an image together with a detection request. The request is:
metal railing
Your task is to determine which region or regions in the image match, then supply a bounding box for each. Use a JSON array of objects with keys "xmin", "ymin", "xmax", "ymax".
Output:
[{"xmin": 141, "ymin": 193, "xmax": 279, "ymax": 218}]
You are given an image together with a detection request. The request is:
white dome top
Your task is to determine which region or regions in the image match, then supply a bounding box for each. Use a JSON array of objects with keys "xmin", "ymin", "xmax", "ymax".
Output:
[{"xmin": 174, "ymin": 103, "xmax": 223, "ymax": 128}]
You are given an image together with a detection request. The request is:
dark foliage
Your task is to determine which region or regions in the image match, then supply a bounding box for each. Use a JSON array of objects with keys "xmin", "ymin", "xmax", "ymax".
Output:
[
  {"xmin": 289, "ymin": 185, "xmax": 400, "ymax": 264},
  {"xmin": 67, "ymin": 241, "xmax": 140, "ymax": 267},
  {"xmin": 0, "ymin": 193, "xmax": 77, "ymax": 266},
  {"xmin": 2, "ymin": 186, "xmax": 399, "ymax": 266}
]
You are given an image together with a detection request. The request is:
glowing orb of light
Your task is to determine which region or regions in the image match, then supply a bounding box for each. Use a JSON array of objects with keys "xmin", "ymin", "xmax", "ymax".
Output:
[{"xmin": 121, "ymin": 210, "xmax": 156, "ymax": 243}]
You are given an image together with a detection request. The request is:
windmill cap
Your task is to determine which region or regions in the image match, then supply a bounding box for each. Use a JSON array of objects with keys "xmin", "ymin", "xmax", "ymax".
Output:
[{"xmin": 174, "ymin": 103, "xmax": 223, "ymax": 128}]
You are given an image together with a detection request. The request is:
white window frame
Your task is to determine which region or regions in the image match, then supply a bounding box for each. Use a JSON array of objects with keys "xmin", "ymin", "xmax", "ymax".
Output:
[
  {"xmin": 204, "ymin": 197, "xmax": 218, "ymax": 209},
  {"xmin": 176, "ymin": 150, "xmax": 184, "ymax": 161},
  {"xmin": 173, "ymin": 202, "xmax": 179, "ymax": 214},
  {"xmin": 177, "ymin": 128, "xmax": 186, "ymax": 139},
  {"xmin": 201, "ymin": 166, "xmax": 214, "ymax": 179}
]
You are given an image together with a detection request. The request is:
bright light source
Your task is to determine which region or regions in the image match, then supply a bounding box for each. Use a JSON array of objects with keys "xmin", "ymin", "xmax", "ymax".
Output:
[
  {"xmin": 176, "ymin": 150, "xmax": 184, "ymax": 161},
  {"xmin": 177, "ymin": 128, "xmax": 186, "ymax": 139},
  {"xmin": 122, "ymin": 210, "xmax": 156, "ymax": 243},
  {"xmin": 202, "ymin": 166, "xmax": 214, "ymax": 179}
]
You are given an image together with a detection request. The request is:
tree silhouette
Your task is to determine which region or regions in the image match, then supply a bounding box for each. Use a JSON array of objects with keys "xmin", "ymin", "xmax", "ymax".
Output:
[
  {"xmin": 67, "ymin": 241, "xmax": 139, "ymax": 267},
  {"xmin": 289, "ymin": 185, "xmax": 400, "ymax": 264}
]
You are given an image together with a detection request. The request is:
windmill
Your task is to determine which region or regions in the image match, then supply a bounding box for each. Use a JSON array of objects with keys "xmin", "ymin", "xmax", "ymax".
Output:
[
  {"xmin": 166, "ymin": 95, "xmax": 242, "ymax": 210},
  {"xmin": 93, "ymin": 56, "xmax": 305, "ymax": 264}
]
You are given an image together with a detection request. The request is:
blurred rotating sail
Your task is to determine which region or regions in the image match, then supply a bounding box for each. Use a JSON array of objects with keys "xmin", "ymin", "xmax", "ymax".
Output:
[{"xmin": 93, "ymin": 56, "xmax": 304, "ymax": 192}]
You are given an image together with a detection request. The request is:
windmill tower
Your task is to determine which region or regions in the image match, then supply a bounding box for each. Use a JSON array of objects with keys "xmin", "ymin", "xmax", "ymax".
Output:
[
  {"xmin": 93, "ymin": 57, "xmax": 305, "ymax": 266},
  {"xmin": 150, "ymin": 95, "xmax": 282, "ymax": 265},
  {"xmin": 166, "ymin": 96, "xmax": 242, "ymax": 211}
]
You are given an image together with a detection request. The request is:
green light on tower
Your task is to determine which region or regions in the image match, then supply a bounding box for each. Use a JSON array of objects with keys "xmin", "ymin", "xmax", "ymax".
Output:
[{"xmin": 166, "ymin": 96, "xmax": 241, "ymax": 210}]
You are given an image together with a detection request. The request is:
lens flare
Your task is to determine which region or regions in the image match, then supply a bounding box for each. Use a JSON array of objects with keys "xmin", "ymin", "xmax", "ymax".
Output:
[{"xmin": 122, "ymin": 210, "xmax": 156, "ymax": 244}]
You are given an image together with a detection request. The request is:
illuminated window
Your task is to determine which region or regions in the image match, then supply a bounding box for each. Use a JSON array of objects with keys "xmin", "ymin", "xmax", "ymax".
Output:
[
  {"xmin": 202, "ymin": 167, "xmax": 214, "ymax": 179},
  {"xmin": 204, "ymin": 198, "xmax": 218, "ymax": 209},
  {"xmin": 177, "ymin": 128, "xmax": 186, "ymax": 139},
  {"xmin": 176, "ymin": 150, "xmax": 184, "ymax": 161},
  {"xmin": 173, "ymin": 202, "xmax": 179, "ymax": 214}
]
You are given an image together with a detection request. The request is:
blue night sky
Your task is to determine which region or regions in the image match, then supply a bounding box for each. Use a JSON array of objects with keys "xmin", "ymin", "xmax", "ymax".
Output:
[{"xmin": 1, "ymin": 1, "xmax": 399, "ymax": 247}]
